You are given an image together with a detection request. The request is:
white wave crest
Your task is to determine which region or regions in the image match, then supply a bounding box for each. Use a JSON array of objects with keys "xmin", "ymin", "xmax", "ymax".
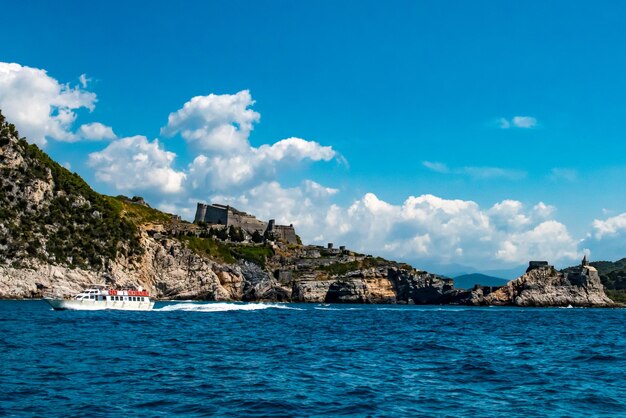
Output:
[
  {"xmin": 314, "ymin": 306, "xmax": 364, "ymax": 311},
  {"xmin": 155, "ymin": 302, "xmax": 301, "ymax": 312}
]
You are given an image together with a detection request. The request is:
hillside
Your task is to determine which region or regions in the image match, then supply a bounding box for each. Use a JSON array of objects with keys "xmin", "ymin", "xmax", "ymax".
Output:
[
  {"xmin": 0, "ymin": 110, "xmax": 619, "ymax": 307},
  {"xmin": 0, "ymin": 110, "xmax": 460, "ymax": 303},
  {"xmin": 0, "ymin": 113, "xmax": 143, "ymax": 270},
  {"xmin": 453, "ymin": 273, "xmax": 508, "ymax": 289}
]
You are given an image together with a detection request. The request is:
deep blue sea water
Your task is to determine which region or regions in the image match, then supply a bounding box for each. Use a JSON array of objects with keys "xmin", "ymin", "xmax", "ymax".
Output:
[{"xmin": 0, "ymin": 301, "xmax": 624, "ymax": 417}]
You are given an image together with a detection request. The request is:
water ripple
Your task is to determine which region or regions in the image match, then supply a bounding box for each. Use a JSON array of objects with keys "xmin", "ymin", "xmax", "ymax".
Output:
[{"xmin": 0, "ymin": 301, "xmax": 624, "ymax": 417}]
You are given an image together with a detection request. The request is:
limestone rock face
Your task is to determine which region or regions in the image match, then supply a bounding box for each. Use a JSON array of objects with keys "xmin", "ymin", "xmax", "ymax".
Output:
[
  {"xmin": 240, "ymin": 262, "xmax": 291, "ymax": 301},
  {"xmin": 291, "ymin": 276, "xmax": 333, "ymax": 303},
  {"xmin": 481, "ymin": 266, "xmax": 617, "ymax": 307},
  {"xmin": 389, "ymin": 267, "xmax": 452, "ymax": 304},
  {"xmin": 289, "ymin": 267, "xmax": 451, "ymax": 304},
  {"xmin": 0, "ymin": 263, "xmax": 101, "ymax": 299},
  {"xmin": 0, "ymin": 232, "xmax": 248, "ymax": 301}
]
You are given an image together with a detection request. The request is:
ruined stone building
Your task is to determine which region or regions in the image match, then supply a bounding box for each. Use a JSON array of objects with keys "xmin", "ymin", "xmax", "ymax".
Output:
[
  {"xmin": 194, "ymin": 202, "xmax": 298, "ymax": 244},
  {"xmin": 194, "ymin": 203, "xmax": 267, "ymax": 234},
  {"xmin": 266, "ymin": 219, "xmax": 298, "ymax": 245}
]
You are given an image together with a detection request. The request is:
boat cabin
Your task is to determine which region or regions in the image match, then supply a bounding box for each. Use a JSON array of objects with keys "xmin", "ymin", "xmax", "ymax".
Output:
[{"xmin": 73, "ymin": 286, "xmax": 151, "ymax": 303}]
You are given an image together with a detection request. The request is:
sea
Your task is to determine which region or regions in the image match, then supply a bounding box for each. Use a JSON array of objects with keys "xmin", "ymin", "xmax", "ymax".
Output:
[{"xmin": 1, "ymin": 301, "xmax": 624, "ymax": 417}]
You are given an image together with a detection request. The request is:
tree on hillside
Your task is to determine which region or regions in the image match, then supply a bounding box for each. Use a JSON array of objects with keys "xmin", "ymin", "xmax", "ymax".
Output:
[
  {"xmin": 215, "ymin": 227, "xmax": 228, "ymax": 241},
  {"xmin": 228, "ymin": 225, "xmax": 245, "ymax": 242},
  {"xmin": 251, "ymin": 230, "xmax": 264, "ymax": 244}
]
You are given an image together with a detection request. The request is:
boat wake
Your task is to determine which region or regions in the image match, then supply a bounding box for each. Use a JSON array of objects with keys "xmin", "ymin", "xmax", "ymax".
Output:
[{"xmin": 154, "ymin": 302, "xmax": 302, "ymax": 312}]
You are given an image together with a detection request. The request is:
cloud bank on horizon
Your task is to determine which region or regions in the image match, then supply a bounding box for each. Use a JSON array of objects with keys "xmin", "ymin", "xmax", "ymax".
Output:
[{"xmin": 1, "ymin": 61, "xmax": 624, "ymax": 271}]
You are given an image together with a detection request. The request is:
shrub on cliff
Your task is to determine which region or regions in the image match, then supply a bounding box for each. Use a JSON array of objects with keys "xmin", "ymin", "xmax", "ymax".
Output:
[{"xmin": 0, "ymin": 111, "xmax": 143, "ymax": 269}]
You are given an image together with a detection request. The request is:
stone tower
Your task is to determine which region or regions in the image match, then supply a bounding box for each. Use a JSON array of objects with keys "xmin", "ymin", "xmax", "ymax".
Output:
[
  {"xmin": 194, "ymin": 203, "xmax": 208, "ymax": 223},
  {"xmin": 582, "ymin": 254, "xmax": 589, "ymax": 267}
]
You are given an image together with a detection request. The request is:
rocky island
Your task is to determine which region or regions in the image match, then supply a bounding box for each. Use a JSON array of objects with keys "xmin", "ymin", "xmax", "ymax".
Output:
[{"xmin": 0, "ymin": 112, "xmax": 620, "ymax": 307}]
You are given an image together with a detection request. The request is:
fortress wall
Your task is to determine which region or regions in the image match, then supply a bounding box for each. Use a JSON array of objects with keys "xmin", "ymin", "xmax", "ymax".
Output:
[
  {"xmin": 204, "ymin": 205, "xmax": 229, "ymax": 225},
  {"xmin": 274, "ymin": 225, "xmax": 298, "ymax": 245},
  {"xmin": 193, "ymin": 202, "xmax": 297, "ymax": 241},
  {"xmin": 229, "ymin": 213, "xmax": 267, "ymax": 235}
]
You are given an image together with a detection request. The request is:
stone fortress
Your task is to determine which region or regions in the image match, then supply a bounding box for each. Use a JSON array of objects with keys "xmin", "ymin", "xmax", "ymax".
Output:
[{"xmin": 194, "ymin": 203, "xmax": 298, "ymax": 245}]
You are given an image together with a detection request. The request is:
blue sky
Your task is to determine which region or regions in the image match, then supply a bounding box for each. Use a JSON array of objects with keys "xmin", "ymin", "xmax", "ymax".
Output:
[{"xmin": 2, "ymin": 1, "xmax": 626, "ymax": 273}]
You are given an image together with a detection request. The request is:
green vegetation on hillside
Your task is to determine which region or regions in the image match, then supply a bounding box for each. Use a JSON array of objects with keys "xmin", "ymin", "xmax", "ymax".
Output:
[
  {"xmin": 0, "ymin": 111, "xmax": 143, "ymax": 269},
  {"xmin": 320, "ymin": 256, "xmax": 401, "ymax": 276},
  {"xmin": 230, "ymin": 245, "xmax": 274, "ymax": 267},
  {"xmin": 591, "ymin": 258, "xmax": 626, "ymax": 290},
  {"xmin": 179, "ymin": 236, "xmax": 236, "ymax": 264},
  {"xmin": 109, "ymin": 195, "xmax": 173, "ymax": 225},
  {"xmin": 179, "ymin": 235, "xmax": 275, "ymax": 267},
  {"xmin": 605, "ymin": 289, "xmax": 626, "ymax": 304}
]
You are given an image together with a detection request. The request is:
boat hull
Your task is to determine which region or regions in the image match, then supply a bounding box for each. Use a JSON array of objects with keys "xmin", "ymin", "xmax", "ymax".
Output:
[{"xmin": 45, "ymin": 298, "xmax": 155, "ymax": 311}]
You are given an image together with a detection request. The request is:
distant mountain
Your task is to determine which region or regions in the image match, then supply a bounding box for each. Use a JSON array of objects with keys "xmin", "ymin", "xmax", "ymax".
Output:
[
  {"xmin": 453, "ymin": 273, "xmax": 508, "ymax": 289},
  {"xmin": 480, "ymin": 266, "xmax": 527, "ymax": 280},
  {"xmin": 411, "ymin": 260, "xmax": 526, "ymax": 280}
]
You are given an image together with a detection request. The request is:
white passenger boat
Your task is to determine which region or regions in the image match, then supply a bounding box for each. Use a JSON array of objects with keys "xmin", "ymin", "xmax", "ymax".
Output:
[{"xmin": 45, "ymin": 285, "xmax": 155, "ymax": 311}]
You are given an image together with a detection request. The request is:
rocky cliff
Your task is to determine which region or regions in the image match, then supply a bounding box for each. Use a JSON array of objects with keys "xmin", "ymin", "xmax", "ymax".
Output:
[
  {"xmin": 0, "ymin": 111, "xmax": 455, "ymax": 303},
  {"xmin": 0, "ymin": 111, "xmax": 620, "ymax": 307},
  {"xmin": 474, "ymin": 264, "xmax": 618, "ymax": 307}
]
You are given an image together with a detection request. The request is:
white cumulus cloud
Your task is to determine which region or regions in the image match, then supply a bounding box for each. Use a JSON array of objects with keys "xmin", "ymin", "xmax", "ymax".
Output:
[
  {"xmin": 592, "ymin": 213, "xmax": 626, "ymax": 240},
  {"xmin": 161, "ymin": 90, "xmax": 260, "ymax": 153},
  {"xmin": 184, "ymin": 136, "xmax": 336, "ymax": 193},
  {"xmin": 77, "ymin": 122, "xmax": 117, "ymax": 141},
  {"xmin": 88, "ymin": 136, "xmax": 186, "ymax": 194},
  {"xmin": 78, "ymin": 89, "xmax": 339, "ymax": 208},
  {"xmin": 194, "ymin": 183, "xmax": 581, "ymax": 269},
  {"xmin": 0, "ymin": 62, "xmax": 97, "ymax": 145},
  {"xmin": 495, "ymin": 221, "xmax": 579, "ymax": 263},
  {"xmin": 156, "ymin": 91, "xmax": 339, "ymax": 195}
]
